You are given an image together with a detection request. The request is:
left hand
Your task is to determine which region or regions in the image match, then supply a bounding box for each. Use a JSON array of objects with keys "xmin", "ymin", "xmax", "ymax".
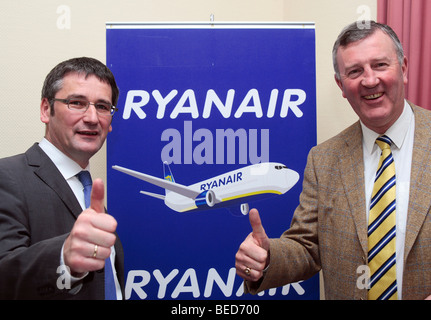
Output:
[{"xmin": 235, "ymin": 208, "xmax": 270, "ymax": 282}]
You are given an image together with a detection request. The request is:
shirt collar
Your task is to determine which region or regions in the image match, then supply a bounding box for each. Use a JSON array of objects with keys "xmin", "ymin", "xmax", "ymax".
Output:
[
  {"xmin": 39, "ymin": 138, "xmax": 90, "ymax": 180},
  {"xmin": 361, "ymin": 100, "xmax": 413, "ymax": 155}
]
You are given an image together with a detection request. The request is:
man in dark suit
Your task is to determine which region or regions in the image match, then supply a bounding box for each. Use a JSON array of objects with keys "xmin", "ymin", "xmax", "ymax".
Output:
[
  {"xmin": 235, "ymin": 21, "xmax": 431, "ymax": 299},
  {"xmin": 0, "ymin": 57, "xmax": 124, "ymax": 299}
]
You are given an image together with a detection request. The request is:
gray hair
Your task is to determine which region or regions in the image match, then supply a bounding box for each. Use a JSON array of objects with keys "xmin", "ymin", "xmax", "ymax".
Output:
[
  {"xmin": 41, "ymin": 57, "xmax": 119, "ymax": 114},
  {"xmin": 332, "ymin": 21, "xmax": 405, "ymax": 79}
]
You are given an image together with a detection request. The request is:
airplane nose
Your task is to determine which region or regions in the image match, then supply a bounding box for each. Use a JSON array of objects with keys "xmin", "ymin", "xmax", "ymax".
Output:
[{"xmin": 284, "ymin": 169, "xmax": 300, "ymax": 190}]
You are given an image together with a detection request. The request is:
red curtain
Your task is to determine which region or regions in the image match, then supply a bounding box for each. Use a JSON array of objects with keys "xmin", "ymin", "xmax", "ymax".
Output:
[{"xmin": 378, "ymin": 0, "xmax": 431, "ymax": 109}]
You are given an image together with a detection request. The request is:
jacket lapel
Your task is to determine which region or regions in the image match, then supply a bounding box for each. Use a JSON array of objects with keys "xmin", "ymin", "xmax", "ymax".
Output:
[
  {"xmin": 338, "ymin": 122, "xmax": 368, "ymax": 255},
  {"xmin": 404, "ymin": 104, "xmax": 431, "ymax": 260},
  {"xmin": 25, "ymin": 143, "xmax": 83, "ymax": 219}
]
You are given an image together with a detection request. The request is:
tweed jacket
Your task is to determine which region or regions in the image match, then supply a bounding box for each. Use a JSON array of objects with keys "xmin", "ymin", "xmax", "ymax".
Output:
[{"xmin": 246, "ymin": 102, "xmax": 431, "ymax": 300}]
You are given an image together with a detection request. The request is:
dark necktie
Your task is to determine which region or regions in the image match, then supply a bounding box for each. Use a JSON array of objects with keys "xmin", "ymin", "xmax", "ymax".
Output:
[{"xmin": 77, "ymin": 171, "xmax": 116, "ymax": 300}]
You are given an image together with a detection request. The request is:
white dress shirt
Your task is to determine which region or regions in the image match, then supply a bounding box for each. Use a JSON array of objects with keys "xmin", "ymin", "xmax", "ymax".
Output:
[{"xmin": 361, "ymin": 100, "xmax": 414, "ymax": 299}]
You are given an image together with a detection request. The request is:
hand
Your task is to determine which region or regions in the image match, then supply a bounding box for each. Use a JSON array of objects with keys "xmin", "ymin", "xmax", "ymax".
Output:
[
  {"xmin": 63, "ymin": 178, "xmax": 117, "ymax": 276},
  {"xmin": 235, "ymin": 208, "xmax": 270, "ymax": 282}
]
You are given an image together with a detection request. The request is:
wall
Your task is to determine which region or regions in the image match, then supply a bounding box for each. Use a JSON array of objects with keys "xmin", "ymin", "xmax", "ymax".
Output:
[{"xmin": 0, "ymin": 0, "xmax": 376, "ymax": 299}]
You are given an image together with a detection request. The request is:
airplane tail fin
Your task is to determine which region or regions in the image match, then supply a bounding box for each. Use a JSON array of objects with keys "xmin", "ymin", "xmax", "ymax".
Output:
[{"xmin": 163, "ymin": 161, "xmax": 175, "ymax": 194}]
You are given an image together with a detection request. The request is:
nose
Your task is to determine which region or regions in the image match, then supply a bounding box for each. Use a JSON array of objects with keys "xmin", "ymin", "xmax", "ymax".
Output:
[
  {"xmin": 82, "ymin": 104, "xmax": 99, "ymax": 123},
  {"xmin": 361, "ymin": 66, "xmax": 380, "ymax": 88}
]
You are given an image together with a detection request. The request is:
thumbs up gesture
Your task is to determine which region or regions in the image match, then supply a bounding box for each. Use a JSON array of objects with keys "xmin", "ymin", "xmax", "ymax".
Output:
[
  {"xmin": 235, "ymin": 208, "xmax": 270, "ymax": 282},
  {"xmin": 63, "ymin": 179, "xmax": 117, "ymax": 276}
]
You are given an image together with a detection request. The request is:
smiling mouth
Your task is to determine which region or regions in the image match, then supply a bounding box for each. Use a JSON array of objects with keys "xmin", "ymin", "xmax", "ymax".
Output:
[
  {"xmin": 363, "ymin": 92, "xmax": 384, "ymax": 100},
  {"xmin": 77, "ymin": 131, "xmax": 98, "ymax": 136}
]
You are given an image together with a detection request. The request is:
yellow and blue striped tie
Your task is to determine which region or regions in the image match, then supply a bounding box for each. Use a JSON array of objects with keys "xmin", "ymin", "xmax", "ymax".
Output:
[{"xmin": 368, "ymin": 135, "xmax": 397, "ymax": 300}]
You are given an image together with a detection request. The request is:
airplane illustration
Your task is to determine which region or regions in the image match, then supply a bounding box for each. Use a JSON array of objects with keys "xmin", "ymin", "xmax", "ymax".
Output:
[{"xmin": 112, "ymin": 162, "xmax": 300, "ymax": 216}]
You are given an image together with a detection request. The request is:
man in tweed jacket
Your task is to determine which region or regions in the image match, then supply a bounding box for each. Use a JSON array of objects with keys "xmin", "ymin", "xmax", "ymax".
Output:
[{"xmin": 235, "ymin": 21, "xmax": 431, "ymax": 300}]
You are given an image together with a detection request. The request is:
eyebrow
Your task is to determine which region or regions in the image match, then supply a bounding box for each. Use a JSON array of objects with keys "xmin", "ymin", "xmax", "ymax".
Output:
[
  {"xmin": 346, "ymin": 56, "xmax": 392, "ymax": 68},
  {"xmin": 66, "ymin": 94, "xmax": 112, "ymax": 105},
  {"xmin": 344, "ymin": 56, "xmax": 393, "ymax": 73}
]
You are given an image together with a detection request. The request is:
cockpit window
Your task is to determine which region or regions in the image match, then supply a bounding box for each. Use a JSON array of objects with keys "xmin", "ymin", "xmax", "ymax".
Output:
[{"xmin": 275, "ymin": 165, "xmax": 288, "ymax": 170}]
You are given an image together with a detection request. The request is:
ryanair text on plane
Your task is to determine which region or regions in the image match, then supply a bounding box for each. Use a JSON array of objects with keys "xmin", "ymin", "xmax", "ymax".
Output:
[{"xmin": 200, "ymin": 172, "xmax": 243, "ymax": 191}]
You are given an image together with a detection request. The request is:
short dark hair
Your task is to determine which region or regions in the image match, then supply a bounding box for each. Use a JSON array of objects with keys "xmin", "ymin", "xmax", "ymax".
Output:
[
  {"xmin": 333, "ymin": 21, "xmax": 405, "ymax": 79},
  {"xmin": 41, "ymin": 57, "xmax": 120, "ymax": 113}
]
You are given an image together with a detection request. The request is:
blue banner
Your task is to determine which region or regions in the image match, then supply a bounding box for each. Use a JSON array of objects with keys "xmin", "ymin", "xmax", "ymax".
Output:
[{"xmin": 106, "ymin": 22, "xmax": 318, "ymax": 300}]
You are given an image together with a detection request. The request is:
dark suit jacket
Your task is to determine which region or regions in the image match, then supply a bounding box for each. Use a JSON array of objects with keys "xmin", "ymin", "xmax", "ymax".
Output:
[
  {"xmin": 246, "ymin": 102, "xmax": 431, "ymax": 299},
  {"xmin": 0, "ymin": 143, "xmax": 124, "ymax": 299}
]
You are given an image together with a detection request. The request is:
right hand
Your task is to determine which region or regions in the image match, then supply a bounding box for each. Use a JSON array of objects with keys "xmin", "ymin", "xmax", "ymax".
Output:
[
  {"xmin": 63, "ymin": 178, "xmax": 117, "ymax": 276},
  {"xmin": 235, "ymin": 208, "xmax": 270, "ymax": 282}
]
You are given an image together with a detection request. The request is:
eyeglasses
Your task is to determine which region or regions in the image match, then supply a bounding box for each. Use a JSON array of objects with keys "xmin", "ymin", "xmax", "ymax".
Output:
[{"xmin": 52, "ymin": 98, "xmax": 118, "ymax": 116}]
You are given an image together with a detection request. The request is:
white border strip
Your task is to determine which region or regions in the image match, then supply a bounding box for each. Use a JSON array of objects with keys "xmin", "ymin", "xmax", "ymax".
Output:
[{"xmin": 106, "ymin": 21, "xmax": 315, "ymax": 30}]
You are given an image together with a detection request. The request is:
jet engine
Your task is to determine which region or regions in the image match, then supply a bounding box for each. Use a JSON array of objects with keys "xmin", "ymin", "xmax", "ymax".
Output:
[{"xmin": 195, "ymin": 189, "xmax": 217, "ymax": 209}]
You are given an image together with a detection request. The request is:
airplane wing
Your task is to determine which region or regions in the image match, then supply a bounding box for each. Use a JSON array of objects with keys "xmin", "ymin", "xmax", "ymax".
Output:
[
  {"xmin": 140, "ymin": 190, "xmax": 165, "ymax": 200},
  {"xmin": 112, "ymin": 165, "xmax": 201, "ymax": 199}
]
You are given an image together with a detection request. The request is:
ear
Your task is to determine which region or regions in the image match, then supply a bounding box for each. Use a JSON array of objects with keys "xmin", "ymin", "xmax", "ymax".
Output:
[
  {"xmin": 401, "ymin": 56, "xmax": 408, "ymax": 85},
  {"xmin": 40, "ymin": 98, "xmax": 51, "ymax": 124}
]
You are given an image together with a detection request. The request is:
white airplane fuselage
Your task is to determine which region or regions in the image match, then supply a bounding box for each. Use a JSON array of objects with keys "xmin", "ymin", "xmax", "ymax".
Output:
[
  {"xmin": 113, "ymin": 162, "xmax": 299, "ymax": 215},
  {"xmin": 163, "ymin": 163, "xmax": 298, "ymax": 213}
]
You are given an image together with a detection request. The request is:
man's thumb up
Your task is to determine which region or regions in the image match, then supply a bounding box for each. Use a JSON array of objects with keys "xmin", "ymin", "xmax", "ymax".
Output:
[
  {"xmin": 90, "ymin": 178, "xmax": 105, "ymax": 213},
  {"xmin": 249, "ymin": 208, "xmax": 270, "ymax": 251}
]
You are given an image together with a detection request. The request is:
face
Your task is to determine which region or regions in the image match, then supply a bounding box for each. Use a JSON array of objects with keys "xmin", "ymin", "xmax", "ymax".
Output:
[
  {"xmin": 40, "ymin": 72, "xmax": 113, "ymax": 168},
  {"xmin": 335, "ymin": 29, "xmax": 408, "ymax": 134}
]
